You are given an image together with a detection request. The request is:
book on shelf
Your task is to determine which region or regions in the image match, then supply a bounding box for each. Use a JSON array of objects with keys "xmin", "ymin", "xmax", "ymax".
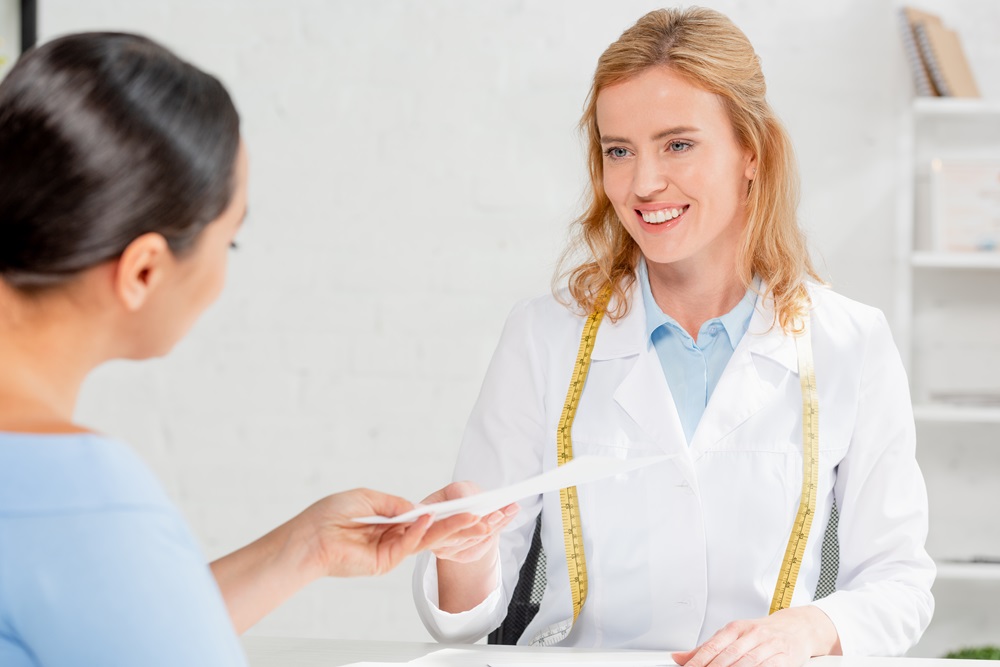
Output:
[
  {"xmin": 898, "ymin": 6, "xmax": 980, "ymax": 98},
  {"xmin": 898, "ymin": 7, "xmax": 937, "ymax": 96}
]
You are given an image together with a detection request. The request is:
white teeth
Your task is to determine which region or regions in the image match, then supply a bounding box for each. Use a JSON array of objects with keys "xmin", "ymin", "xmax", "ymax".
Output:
[{"xmin": 641, "ymin": 207, "xmax": 686, "ymax": 224}]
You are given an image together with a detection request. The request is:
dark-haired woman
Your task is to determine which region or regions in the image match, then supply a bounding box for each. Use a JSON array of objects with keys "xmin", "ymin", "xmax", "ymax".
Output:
[{"xmin": 0, "ymin": 32, "xmax": 499, "ymax": 666}]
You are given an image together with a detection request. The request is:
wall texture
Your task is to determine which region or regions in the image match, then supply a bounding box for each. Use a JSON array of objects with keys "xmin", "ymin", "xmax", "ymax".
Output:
[{"xmin": 36, "ymin": 0, "xmax": 999, "ymax": 655}]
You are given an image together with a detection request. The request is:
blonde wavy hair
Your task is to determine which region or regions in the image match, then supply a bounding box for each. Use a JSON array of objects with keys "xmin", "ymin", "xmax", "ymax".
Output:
[{"xmin": 556, "ymin": 7, "xmax": 820, "ymax": 331}]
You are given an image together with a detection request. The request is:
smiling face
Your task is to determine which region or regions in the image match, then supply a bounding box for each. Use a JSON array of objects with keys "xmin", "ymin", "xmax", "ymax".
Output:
[{"xmin": 596, "ymin": 66, "xmax": 756, "ymax": 273}]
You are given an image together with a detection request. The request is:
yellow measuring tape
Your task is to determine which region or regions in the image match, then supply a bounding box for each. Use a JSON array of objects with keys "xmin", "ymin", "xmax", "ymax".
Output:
[
  {"xmin": 556, "ymin": 289, "xmax": 818, "ymax": 624},
  {"xmin": 555, "ymin": 285, "xmax": 612, "ymax": 623},
  {"xmin": 769, "ymin": 318, "xmax": 819, "ymax": 614}
]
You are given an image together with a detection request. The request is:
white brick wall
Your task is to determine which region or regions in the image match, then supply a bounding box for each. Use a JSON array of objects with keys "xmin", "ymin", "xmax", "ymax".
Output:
[{"xmin": 37, "ymin": 0, "xmax": 999, "ymax": 653}]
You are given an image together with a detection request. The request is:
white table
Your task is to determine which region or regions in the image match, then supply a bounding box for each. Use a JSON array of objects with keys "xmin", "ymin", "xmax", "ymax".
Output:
[{"xmin": 242, "ymin": 637, "xmax": 982, "ymax": 667}]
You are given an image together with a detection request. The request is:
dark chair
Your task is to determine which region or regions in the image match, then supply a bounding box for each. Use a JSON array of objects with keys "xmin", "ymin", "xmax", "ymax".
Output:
[
  {"xmin": 488, "ymin": 514, "xmax": 546, "ymax": 645},
  {"xmin": 487, "ymin": 502, "xmax": 839, "ymax": 645},
  {"xmin": 813, "ymin": 500, "xmax": 839, "ymax": 600}
]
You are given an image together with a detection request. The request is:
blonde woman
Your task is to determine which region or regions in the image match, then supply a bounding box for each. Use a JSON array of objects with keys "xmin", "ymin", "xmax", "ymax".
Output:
[{"xmin": 413, "ymin": 7, "xmax": 934, "ymax": 664}]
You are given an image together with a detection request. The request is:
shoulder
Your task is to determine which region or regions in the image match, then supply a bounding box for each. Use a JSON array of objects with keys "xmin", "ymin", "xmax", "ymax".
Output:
[
  {"xmin": 806, "ymin": 282, "xmax": 891, "ymax": 341},
  {"xmin": 0, "ymin": 432, "xmax": 172, "ymax": 517},
  {"xmin": 0, "ymin": 437, "xmax": 242, "ymax": 666},
  {"xmin": 802, "ymin": 284, "xmax": 902, "ymax": 379},
  {"xmin": 499, "ymin": 288, "xmax": 589, "ymax": 345},
  {"xmin": 509, "ymin": 288, "xmax": 585, "ymax": 326}
]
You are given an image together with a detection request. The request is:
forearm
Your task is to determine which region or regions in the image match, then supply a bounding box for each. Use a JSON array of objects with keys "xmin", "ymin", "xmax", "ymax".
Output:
[
  {"xmin": 210, "ymin": 517, "xmax": 322, "ymax": 634},
  {"xmin": 436, "ymin": 546, "xmax": 500, "ymax": 613}
]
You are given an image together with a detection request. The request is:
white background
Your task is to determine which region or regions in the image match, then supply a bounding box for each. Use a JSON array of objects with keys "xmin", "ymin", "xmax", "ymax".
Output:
[{"xmin": 33, "ymin": 0, "xmax": 1000, "ymax": 657}]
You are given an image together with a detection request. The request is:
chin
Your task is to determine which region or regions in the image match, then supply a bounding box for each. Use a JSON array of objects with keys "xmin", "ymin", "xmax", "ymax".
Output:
[
  {"xmin": 638, "ymin": 247, "xmax": 688, "ymax": 267},
  {"xmin": 123, "ymin": 337, "xmax": 182, "ymax": 360}
]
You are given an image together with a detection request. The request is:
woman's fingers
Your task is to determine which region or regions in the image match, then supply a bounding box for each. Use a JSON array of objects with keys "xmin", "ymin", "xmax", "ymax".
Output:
[
  {"xmin": 430, "ymin": 503, "xmax": 520, "ymax": 563},
  {"xmin": 676, "ymin": 612, "xmax": 817, "ymax": 667},
  {"xmin": 421, "ymin": 480, "xmax": 480, "ymax": 505},
  {"xmin": 416, "ymin": 513, "xmax": 480, "ymax": 551}
]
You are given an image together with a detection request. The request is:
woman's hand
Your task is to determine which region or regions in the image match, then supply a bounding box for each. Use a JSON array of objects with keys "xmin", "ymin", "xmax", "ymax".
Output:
[
  {"xmin": 424, "ymin": 481, "xmax": 520, "ymax": 614},
  {"xmin": 212, "ymin": 488, "xmax": 479, "ymax": 633},
  {"xmin": 299, "ymin": 487, "xmax": 482, "ymax": 578},
  {"xmin": 672, "ymin": 606, "xmax": 841, "ymax": 667},
  {"xmin": 422, "ymin": 481, "xmax": 519, "ymax": 564}
]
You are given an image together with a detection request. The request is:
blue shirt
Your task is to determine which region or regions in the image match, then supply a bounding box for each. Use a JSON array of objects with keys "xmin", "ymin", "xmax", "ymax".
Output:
[
  {"xmin": 638, "ymin": 261, "xmax": 758, "ymax": 443},
  {"xmin": 0, "ymin": 432, "xmax": 247, "ymax": 667}
]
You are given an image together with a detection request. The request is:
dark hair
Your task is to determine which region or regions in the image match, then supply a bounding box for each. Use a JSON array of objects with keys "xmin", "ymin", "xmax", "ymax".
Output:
[{"xmin": 0, "ymin": 32, "xmax": 240, "ymax": 292}]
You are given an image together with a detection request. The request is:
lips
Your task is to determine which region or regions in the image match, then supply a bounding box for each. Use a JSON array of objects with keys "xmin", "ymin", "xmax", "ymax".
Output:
[{"xmin": 637, "ymin": 205, "xmax": 689, "ymax": 225}]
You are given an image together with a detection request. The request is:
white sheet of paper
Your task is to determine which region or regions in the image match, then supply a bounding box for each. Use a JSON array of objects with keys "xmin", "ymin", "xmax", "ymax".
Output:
[
  {"xmin": 354, "ymin": 454, "xmax": 674, "ymax": 524},
  {"xmin": 400, "ymin": 648, "xmax": 677, "ymax": 666},
  {"xmin": 488, "ymin": 661, "xmax": 674, "ymax": 666},
  {"xmin": 488, "ymin": 662, "xmax": 674, "ymax": 667}
]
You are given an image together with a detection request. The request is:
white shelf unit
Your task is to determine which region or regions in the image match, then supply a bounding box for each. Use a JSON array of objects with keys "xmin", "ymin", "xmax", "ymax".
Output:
[
  {"xmin": 912, "ymin": 403, "xmax": 1000, "ymax": 423},
  {"xmin": 894, "ymin": 98, "xmax": 1000, "ymax": 602},
  {"xmin": 911, "ymin": 252, "xmax": 1000, "ymax": 269},
  {"xmin": 936, "ymin": 562, "xmax": 1000, "ymax": 581}
]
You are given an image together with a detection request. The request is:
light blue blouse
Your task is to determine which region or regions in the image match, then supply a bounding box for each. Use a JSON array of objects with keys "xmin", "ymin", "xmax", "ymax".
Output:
[
  {"xmin": 0, "ymin": 432, "xmax": 247, "ymax": 667},
  {"xmin": 637, "ymin": 261, "xmax": 758, "ymax": 443}
]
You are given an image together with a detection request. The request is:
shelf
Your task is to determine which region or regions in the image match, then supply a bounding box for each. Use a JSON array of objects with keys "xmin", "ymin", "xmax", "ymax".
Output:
[
  {"xmin": 914, "ymin": 97, "xmax": 1000, "ymax": 117},
  {"xmin": 911, "ymin": 252, "xmax": 1000, "ymax": 269},
  {"xmin": 936, "ymin": 561, "xmax": 1000, "ymax": 581},
  {"xmin": 913, "ymin": 404, "xmax": 1000, "ymax": 423}
]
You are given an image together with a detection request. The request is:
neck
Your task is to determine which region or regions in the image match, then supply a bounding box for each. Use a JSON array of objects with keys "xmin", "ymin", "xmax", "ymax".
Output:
[
  {"xmin": 0, "ymin": 284, "xmax": 111, "ymax": 433},
  {"xmin": 645, "ymin": 258, "xmax": 747, "ymax": 339}
]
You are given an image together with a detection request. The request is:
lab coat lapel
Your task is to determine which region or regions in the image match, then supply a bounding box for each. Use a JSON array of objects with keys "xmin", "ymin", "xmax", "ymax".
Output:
[
  {"xmin": 614, "ymin": 345, "xmax": 688, "ymax": 454},
  {"xmin": 689, "ymin": 289, "xmax": 799, "ymax": 455},
  {"xmin": 590, "ymin": 285, "xmax": 689, "ymax": 458}
]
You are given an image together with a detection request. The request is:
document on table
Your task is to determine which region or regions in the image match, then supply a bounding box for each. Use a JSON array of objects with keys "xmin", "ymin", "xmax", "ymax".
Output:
[
  {"xmin": 402, "ymin": 648, "xmax": 677, "ymax": 666},
  {"xmin": 488, "ymin": 662, "xmax": 674, "ymax": 666},
  {"xmin": 341, "ymin": 647, "xmax": 677, "ymax": 666},
  {"xmin": 354, "ymin": 454, "xmax": 675, "ymax": 524}
]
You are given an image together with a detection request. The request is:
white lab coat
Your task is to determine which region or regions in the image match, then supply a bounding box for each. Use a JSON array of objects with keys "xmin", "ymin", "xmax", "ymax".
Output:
[{"xmin": 413, "ymin": 280, "xmax": 935, "ymax": 655}]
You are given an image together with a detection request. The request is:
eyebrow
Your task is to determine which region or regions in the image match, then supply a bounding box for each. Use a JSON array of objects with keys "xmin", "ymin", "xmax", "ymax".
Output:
[{"xmin": 600, "ymin": 126, "xmax": 701, "ymax": 144}]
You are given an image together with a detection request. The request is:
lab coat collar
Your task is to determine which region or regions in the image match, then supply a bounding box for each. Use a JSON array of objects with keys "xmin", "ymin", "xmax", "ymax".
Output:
[
  {"xmin": 744, "ymin": 286, "xmax": 800, "ymax": 375},
  {"xmin": 589, "ymin": 279, "xmax": 648, "ymax": 361},
  {"xmin": 592, "ymin": 277, "xmax": 801, "ymax": 456},
  {"xmin": 689, "ymin": 285, "xmax": 802, "ymax": 452},
  {"xmin": 589, "ymin": 276, "xmax": 799, "ymax": 374}
]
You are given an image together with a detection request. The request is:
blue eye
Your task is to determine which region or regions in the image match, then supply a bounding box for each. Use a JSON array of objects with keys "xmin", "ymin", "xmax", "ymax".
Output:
[
  {"xmin": 668, "ymin": 141, "xmax": 692, "ymax": 152},
  {"xmin": 604, "ymin": 147, "xmax": 630, "ymax": 160}
]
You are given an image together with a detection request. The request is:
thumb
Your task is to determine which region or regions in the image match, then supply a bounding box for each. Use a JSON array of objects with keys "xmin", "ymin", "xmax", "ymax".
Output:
[{"xmin": 672, "ymin": 648, "xmax": 696, "ymax": 665}]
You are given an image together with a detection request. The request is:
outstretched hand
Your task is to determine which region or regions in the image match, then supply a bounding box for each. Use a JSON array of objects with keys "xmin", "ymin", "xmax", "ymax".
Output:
[
  {"xmin": 212, "ymin": 487, "xmax": 481, "ymax": 633},
  {"xmin": 300, "ymin": 488, "xmax": 481, "ymax": 578}
]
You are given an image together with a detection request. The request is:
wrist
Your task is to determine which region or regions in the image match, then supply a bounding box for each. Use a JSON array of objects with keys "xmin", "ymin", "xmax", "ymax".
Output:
[
  {"xmin": 281, "ymin": 510, "xmax": 329, "ymax": 585},
  {"xmin": 802, "ymin": 605, "xmax": 842, "ymax": 657},
  {"xmin": 436, "ymin": 542, "xmax": 501, "ymax": 614}
]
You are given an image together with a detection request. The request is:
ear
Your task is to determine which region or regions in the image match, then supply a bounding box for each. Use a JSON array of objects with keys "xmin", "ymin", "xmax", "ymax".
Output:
[
  {"xmin": 744, "ymin": 152, "xmax": 758, "ymax": 181},
  {"xmin": 113, "ymin": 233, "xmax": 172, "ymax": 311}
]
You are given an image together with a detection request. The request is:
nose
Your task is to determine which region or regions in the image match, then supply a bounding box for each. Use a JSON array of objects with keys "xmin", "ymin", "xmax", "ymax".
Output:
[{"xmin": 632, "ymin": 152, "xmax": 668, "ymax": 199}]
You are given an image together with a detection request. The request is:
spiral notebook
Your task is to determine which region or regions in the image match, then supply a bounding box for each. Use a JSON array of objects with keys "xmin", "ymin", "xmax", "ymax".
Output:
[
  {"xmin": 901, "ymin": 7, "xmax": 980, "ymax": 98},
  {"xmin": 898, "ymin": 7, "xmax": 935, "ymax": 96}
]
